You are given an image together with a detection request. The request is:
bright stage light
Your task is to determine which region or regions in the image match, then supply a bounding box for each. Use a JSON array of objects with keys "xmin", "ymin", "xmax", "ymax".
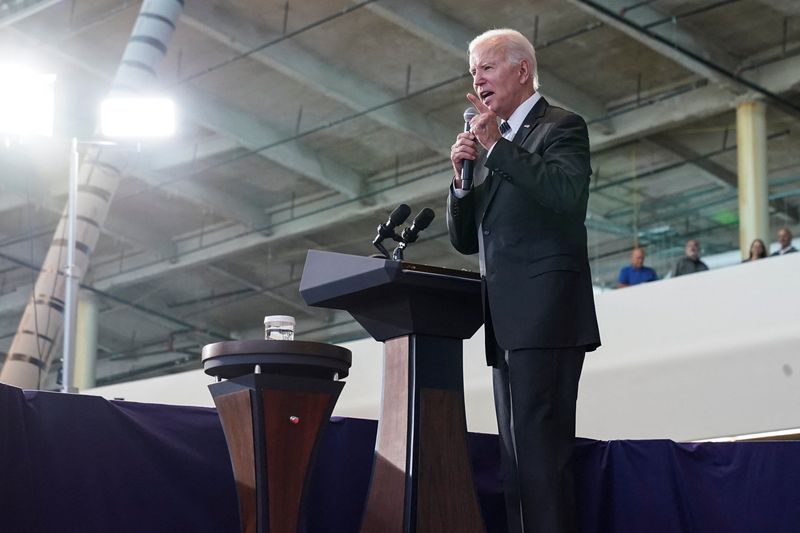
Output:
[
  {"xmin": 100, "ymin": 96, "xmax": 176, "ymax": 138},
  {"xmin": 0, "ymin": 65, "xmax": 56, "ymax": 138}
]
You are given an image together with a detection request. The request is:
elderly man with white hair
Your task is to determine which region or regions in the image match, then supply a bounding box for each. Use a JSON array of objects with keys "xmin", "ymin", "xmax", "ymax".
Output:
[{"xmin": 448, "ymin": 28, "xmax": 601, "ymax": 533}]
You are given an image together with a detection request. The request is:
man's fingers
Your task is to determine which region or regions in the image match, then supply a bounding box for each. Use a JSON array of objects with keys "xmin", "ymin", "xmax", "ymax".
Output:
[
  {"xmin": 453, "ymin": 147, "xmax": 477, "ymax": 160},
  {"xmin": 451, "ymin": 142, "xmax": 477, "ymax": 160},
  {"xmin": 466, "ymin": 93, "xmax": 489, "ymax": 113}
]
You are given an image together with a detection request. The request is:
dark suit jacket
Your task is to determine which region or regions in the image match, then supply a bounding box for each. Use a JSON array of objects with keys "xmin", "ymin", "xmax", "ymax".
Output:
[{"xmin": 447, "ymin": 97, "xmax": 601, "ymax": 364}]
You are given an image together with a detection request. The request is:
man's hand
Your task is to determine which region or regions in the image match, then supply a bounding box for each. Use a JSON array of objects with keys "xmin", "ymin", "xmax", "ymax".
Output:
[
  {"xmin": 466, "ymin": 93, "xmax": 502, "ymax": 150},
  {"xmin": 451, "ymin": 93, "xmax": 503, "ymax": 185},
  {"xmin": 451, "ymin": 130, "xmax": 479, "ymax": 186}
]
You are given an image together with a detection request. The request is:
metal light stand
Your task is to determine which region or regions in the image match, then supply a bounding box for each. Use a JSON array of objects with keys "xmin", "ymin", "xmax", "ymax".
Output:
[{"xmin": 61, "ymin": 137, "xmax": 79, "ymax": 393}]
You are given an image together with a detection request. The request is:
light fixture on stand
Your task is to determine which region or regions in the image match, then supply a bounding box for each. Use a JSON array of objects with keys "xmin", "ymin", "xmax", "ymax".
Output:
[
  {"xmin": 61, "ymin": 96, "xmax": 176, "ymax": 393},
  {"xmin": 0, "ymin": 66, "xmax": 176, "ymax": 392}
]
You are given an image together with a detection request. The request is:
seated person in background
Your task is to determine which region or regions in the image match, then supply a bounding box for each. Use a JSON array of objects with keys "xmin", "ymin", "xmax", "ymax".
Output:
[
  {"xmin": 771, "ymin": 227, "xmax": 797, "ymax": 256},
  {"xmin": 618, "ymin": 247, "xmax": 657, "ymax": 287},
  {"xmin": 743, "ymin": 238, "xmax": 768, "ymax": 262},
  {"xmin": 673, "ymin": 239, "xmax": 709, "ymax": 277}
]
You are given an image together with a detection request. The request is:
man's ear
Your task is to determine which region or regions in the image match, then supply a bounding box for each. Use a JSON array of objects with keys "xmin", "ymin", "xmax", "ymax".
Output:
[{"xmin": 518, "ymin": 59, "xmax": 531, "ymax": 85}]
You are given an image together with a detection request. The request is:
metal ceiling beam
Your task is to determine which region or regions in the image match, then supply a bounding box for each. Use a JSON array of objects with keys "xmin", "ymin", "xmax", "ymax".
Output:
[
  {"xmin": 0, "ymin": 288, "xmax": 32, "ymax": 316},
  {"xmin": 0, "ymin": 0, "xmax": 60, "ymax": 29},
  {"xmin": 87, "ymin": 169, "xmax": 452, "ymax": 289},
  {"xmin": 177, "ymin": 88, "xmax": 364, "ymax": 198},
  {"xmin": 649, "ymin": 134, "xmax": 799, "ymax": 222},
  {"xmin": 127, "ymin": 137, "xmax": 286, "ymax": 229},
  {"xmin": 569, "ymin": 0, "xmax": 800, "ymax": 121},
  {"xmin": 591, "ymin": 51, "xmax": 800, "ymax": 152},
  {"xmin": 133, "ymin": 168, "xmax": 271, "ymax": 230},
  {"xmin": 755, "ymin": 0, "xmax": 800, "ymax": 16},
  {"xmin": 647, "ymin": 134, "xmax": 738, "ymax": 188},
  {"xmin": 365, "ymin": 0, "xmax": 613, "ymax": 130},
  {"xmin": 180, "ymin": 2, "xmax": 454, "ymax": 153},
  {"xmin": 0, "ymin": 152, "xmax": 179, "ymax": 258},
  {"xmin": 205, "ymin": 264, "xmax": 312, "ymax": 316},
  {"xmin": 101, "ymin": 217, "xmax": 178, "ymax": 259},
  {"xmin": 0, "ymin": 196, "xmax": 27, "ymax": 214},
  {"xmin": 566, "ymin": 0, "xmax": 738, "ymax": 85},
  {"xmin": 130, "ymin": 136, "xmax": 240, "ymax": 172}
]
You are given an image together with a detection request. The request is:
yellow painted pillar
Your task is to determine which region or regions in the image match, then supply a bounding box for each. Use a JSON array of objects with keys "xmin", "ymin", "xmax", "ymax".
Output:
[
  {"xmin": 73, "ymin": 291, "xmax": 99, "ymax": 390},
  {"xmin": 736, "ymin": 101, "xmax": 769, "ymax": 260}
]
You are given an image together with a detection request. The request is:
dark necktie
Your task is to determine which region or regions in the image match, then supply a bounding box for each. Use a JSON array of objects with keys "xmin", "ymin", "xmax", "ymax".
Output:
[{"xmin": 499, "ymin": 121, "xmax": 511, "ymax": 136}]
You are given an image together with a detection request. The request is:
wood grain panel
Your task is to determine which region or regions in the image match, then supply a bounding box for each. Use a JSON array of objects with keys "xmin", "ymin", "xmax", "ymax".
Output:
[
  {"xmin": 360, "ymin": 336, "xmax": 410, "ymax": 533},
  {"xmin": 262, "ymin": 389, "xmax": 336, "ymax": 533},
  {"xmin": 417, "ymin": 388, "xmax": 486, "ymax": 533},
  {"xmin": 214, "ymin": 390, "xmax": 258, "ymax": 533}
]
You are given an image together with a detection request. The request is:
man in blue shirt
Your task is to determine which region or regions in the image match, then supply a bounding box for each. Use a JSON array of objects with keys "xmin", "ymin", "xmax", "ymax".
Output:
[{"xmin": 618, "ymin": 247, "xmax": 657, "ymax": 287}]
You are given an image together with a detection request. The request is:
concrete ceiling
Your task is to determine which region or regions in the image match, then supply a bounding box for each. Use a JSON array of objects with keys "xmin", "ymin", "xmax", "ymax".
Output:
[{"xmin": 0, "ymin": 0, "xmax": 799, "ymax": 387}]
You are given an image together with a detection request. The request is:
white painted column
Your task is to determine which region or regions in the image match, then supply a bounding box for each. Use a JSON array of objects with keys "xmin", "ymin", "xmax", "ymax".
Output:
[
  {"xmin": 736, "ymin": 101, "xmax": 769, "ymax": 260},
  {"xmin": 73, "ymin": 291, "xmax": 99, "ymax": 390}
]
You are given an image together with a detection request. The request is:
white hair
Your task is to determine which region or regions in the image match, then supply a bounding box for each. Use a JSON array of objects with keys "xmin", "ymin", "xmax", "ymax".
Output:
[{"xmin": 468, "ymin": 28, "xmax": 539, "ymax": 90}]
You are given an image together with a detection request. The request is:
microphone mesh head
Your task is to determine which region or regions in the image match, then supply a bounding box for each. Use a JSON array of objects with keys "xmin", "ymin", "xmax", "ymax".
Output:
[
  {"xmin": 415, "ymin": 208, "xmax": 435, "ymax": 230},
  {"xmin": 463, "ymin": 106, "xmax": 478, "ymax": 123},
  {"xmin": 389, "ymin": 203, "xmax": 411, "ymax": 226}
]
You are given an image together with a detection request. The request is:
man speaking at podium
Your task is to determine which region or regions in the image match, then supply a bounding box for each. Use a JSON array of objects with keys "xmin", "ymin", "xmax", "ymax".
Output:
[{"xmin": 447, "ymin": 29, "xmax": 601, "ymax": 533}]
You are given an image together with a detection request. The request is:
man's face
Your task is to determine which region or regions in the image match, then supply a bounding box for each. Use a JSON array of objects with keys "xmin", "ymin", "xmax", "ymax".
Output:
[
  {"xmin": 778, "ymin": 228, "xmax": 792, "ymax": 248},
  {"xmin": 685, "ymin": 240, "xmax": 700, "ymax": 260},
  {"xmin": 469, "ymin": 44, "xmax": 527, "ymax": 119},
  {"xmin": 631, "ymin": 249, "xmax": 645, "ymax": 269}
]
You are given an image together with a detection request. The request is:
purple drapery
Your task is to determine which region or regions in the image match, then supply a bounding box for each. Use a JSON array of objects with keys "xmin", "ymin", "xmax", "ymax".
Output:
[{"xmin": 1, "ymin": 383, "xmax": 798, "ymax": 532}]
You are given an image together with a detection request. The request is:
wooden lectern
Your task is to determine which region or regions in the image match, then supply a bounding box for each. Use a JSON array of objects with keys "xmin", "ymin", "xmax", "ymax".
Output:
[
  {"xmin": 299, "ymin": 250, "xmax": 486, "ymax": 533},
  {"xmin": 203, "ymin": 340, "xmax": 351, "ymax": 533}
]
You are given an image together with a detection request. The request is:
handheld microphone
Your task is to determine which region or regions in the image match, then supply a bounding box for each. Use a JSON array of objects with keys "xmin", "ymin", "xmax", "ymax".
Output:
[
  {"xmin": 400, "ymin": 208, "xmax": 435, "ymax": 244},
  {"xmin": 460, "ymin": 106, "xmax": 478, "ymax": 190}
]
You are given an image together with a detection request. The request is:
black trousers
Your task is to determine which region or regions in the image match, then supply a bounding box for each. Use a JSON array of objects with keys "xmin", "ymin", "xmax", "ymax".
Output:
[{"xmin": 492, "ymin": 346, "xmax": 585, "ymax": 533}]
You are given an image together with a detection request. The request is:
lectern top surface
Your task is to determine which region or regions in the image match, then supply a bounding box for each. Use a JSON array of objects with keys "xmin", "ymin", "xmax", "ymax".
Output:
[
  {"xmin": 201, "ymin": 340, "xmax": 352, "ymax": 379},
  {"xmin": 202, "ymin": 339, "xmax": 351, "ymax": 361}
]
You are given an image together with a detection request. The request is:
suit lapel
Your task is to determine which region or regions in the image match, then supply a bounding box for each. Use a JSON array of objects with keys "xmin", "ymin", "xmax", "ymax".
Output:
[
  {"xmin": 480, "ymin": 97, "xmax": 550, "ymax": 219},
  {"xmin": 513, "ymin": 96, "xmax": 548, "ymax": 146}
]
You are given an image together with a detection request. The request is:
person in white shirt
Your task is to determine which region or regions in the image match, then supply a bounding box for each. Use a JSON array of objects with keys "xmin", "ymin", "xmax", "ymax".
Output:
[{"xmin": 771, "ymin": 227, "xmax": 797, "ymax": 256}]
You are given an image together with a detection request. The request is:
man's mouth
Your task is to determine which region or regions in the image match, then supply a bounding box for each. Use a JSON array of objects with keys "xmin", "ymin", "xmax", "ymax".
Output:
[{"xmin": 480, "ymin": 90, "xmax": 494, "ymax": 102}]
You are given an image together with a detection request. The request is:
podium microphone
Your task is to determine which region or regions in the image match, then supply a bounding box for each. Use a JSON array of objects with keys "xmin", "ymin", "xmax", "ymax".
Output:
[
  {"xmin": 375, "ymin": 203, "xmax": 411, "ymax": 240},
  {"xmin": 460, "ymin": 106, "xmax": 478, "ymax": 190},
  {"xmin": 400, "ymin": 208, "xmax": 435, "ymax": 244},
  {"xmin": 373, "ymin": 203, "xmax": 411, "ymax": 258}
]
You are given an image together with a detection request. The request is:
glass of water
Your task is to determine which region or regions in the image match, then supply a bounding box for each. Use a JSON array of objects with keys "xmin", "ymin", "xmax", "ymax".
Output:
[{"xmin": 264, "ymin": 315, "xmax": 295, "ymax": 340}]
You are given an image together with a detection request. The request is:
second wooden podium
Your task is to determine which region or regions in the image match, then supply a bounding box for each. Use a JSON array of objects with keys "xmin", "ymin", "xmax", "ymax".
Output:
[
  {"xmin": 203, "ymin": 339, "xmax": 351, "ymax": 533},
  {"xmin": 300, "ymin": 250, "xmax": 486, "ymax": 533}
]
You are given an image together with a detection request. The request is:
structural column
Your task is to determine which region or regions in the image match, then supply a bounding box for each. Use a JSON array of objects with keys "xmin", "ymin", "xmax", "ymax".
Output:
[
  {"xmin": 74, "ymin": 291, "xmax": 99, "ymax": 390},
  {"xmin": 736, "ymin": 100, "xmax": 769, "ymax": 259}
]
